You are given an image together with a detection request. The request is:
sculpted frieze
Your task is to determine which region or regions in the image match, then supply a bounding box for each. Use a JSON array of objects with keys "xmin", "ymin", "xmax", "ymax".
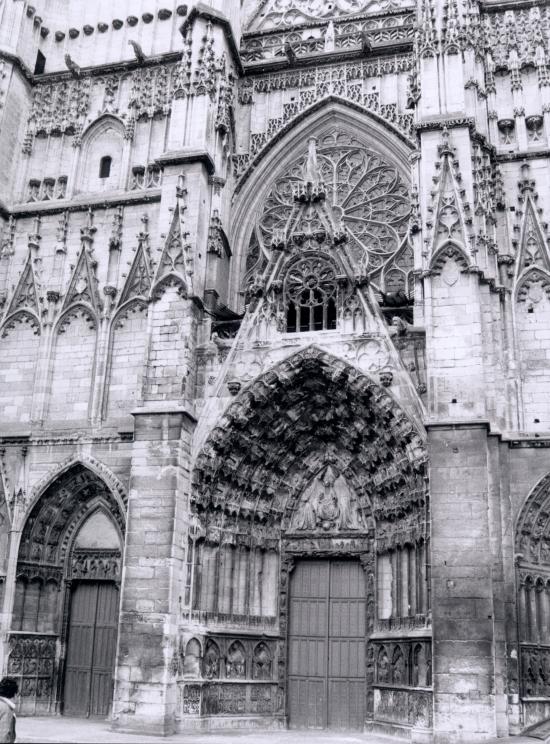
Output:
[
  {"xmin": 246, "ymin": 0, "xmax": 414, "ymax": 32},
  {"xmin": 8, "ymin": 635, "xmax": 56, "ymax": 700},
  {"xmin": 241, "ymin": 13, "xmax": 414, "ymax": 62},
  {"xmin": 521, "ymin": 645, "xmax": 550, "ymax": 698}
]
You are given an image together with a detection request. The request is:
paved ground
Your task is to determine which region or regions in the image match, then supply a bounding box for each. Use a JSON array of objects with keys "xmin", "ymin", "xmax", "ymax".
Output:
[
  {"xmin": 15, "ymin": 717, "xmax": 538, "ymax": 744},
  {"xmin": 17, "ymin": 719, "xmax": 402, "ymax": 743}
]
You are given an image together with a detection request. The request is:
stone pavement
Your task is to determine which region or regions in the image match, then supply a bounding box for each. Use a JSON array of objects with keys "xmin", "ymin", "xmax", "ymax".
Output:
[{"xmin": 15, "ymin": 717, "xmax": 539, "ymax": 744}]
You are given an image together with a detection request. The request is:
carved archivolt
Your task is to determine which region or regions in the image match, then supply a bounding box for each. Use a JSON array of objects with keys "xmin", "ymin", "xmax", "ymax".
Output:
[
  {"xmin": 430, "ymin": 243, "xmax": 470, "ymax": 277},
  {"xmin": 516, "ymin": 472, "xmax": 550, "ymax": 564},
  {"xmin": 19, "ymin": 463, "xmax": 125, "ymax": 567},
  {"xmin": 26, "ymin": 455, "xmax": 128, "ymax": 516},
  {"xmin": 193, "ymin": 346, "xmax": 427, "ymax": 547},
  {"xmin": 516, "ymin": 269, "xmax": 550, "ymax": 305}
]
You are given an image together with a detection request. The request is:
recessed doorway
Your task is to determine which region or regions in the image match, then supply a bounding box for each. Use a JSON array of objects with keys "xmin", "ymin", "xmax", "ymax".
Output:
[{"xmin": 287, "ymin": 559, "xmax": 366, "ymax": 730}]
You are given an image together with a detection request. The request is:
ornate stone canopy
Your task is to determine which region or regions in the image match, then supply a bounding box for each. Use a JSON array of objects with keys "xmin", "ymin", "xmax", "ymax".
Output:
[{"xmin": 193, "ymin": 347, "xmax": 427, "ymax": 549}]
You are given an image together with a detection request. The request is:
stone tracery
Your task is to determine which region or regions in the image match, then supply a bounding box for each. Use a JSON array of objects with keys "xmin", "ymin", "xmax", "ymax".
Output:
[
  {"xmin": 243, "ymin": 128, "xmax": 413, "ymax": 304},
  {"xmin": 247, "ymin": 0, "xmax": 409, "ymax": 31}
]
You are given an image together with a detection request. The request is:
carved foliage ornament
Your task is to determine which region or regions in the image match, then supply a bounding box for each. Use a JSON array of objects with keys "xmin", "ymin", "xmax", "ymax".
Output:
[
  {"xmin": 193, "ymin": 348, "xmax": 427, "ymax": 547},
  {"xmin": 247, "ymin": 0, "xmax": 407, "ymax": 31}
]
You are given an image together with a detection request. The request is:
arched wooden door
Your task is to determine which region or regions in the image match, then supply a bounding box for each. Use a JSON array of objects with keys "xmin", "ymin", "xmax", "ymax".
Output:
[
  {"xmin": 64, "ymin": 580, "xmax": 120, "ymax": 717},
  {"xmin": 62, "ymin": 510, "xmax": 123, "ymax": 718}
]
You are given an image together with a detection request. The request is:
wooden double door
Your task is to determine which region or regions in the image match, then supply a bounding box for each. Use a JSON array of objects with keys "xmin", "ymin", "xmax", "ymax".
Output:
[
  {"xmin": 288, "ymin": 559, "xmax": 366, "ymax": 730},
  {"xmin": 64, "ymin": 581, "xmax": 119, "ymax": 717}
]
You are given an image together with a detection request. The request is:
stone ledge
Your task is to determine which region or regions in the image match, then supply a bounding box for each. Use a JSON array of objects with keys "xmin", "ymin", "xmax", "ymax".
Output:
[
  {"xmin": 10, "ymin": 189, "xmax": 161, "ymax": 218},
  {"xmin": 425, "ymin": 419, "xmax": 491, "ymax": 431},
  {"xmin": 155, "ymin": 149, "xmax": 215, "ymax": 175}
]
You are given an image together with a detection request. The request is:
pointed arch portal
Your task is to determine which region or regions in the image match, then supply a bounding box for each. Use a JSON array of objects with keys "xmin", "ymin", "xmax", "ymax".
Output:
[
  {"xmin": 189, "ymin": 347, "xmax": 431, "ymax": 731},
  {"xmin": 8, "ymin": 464, "xmax": 125, "ymax": 717}
]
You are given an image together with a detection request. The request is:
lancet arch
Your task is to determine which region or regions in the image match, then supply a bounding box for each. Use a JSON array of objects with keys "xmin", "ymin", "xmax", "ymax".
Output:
[
  {"xmin": 516, "ymin": 472, "xmax": 550, "ymax": 699},
  {"xmin": 193, "ymin": 345, "xmax": 426, "ymax": 530},
  {"xmin": 76, "ymin": 114, "xmax": 126, "ymax": 194},
  {"xmin": 189, "ymin": 346, "xmax": 430, "ymax": 727},
  {"xmin": 10, "ymin": 463, "xmax": 125, "ymax": 715},
  {"xmin": 229, "ymin": 102, "xmax": 413, "ymax": 311}
]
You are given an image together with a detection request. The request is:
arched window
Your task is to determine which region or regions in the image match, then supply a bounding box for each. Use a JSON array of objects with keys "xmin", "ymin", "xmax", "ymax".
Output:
[
  {"xmin": 99, "ymin": 156, "xmax": 112, "ymax": 179},
  {"xmin": 285, "ymin": 257, "xmax": 337, "ymax": 333},
  {"xmin": 78, "ymin": 116, "xmax": 124, "ymax": 193}
]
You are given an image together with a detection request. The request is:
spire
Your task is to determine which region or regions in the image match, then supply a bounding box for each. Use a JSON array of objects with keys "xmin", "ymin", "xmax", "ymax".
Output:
[
  {"xmin": 425, "ymin": 128, "xmax": 472, "ymax": 259},
  {"xmin": 293, "ymin": 137, "xmax": 326, "ymax": 203},
  {"xmin": 119, "ymin": 216, "xmax": 153, "ymax": 305},
  {"xmin": 62, "ymin": 245, "xmax": 100, "ymax": 311},
  {"xmin": 151, "ymin": 176, "xmax": 193, "ymax": 299},
  {"xmin": 517, "ymin": 201, "xmax": 550, "ymax": 276},
  {"xmin": 5, "ymin": 256, "xmax": 40, "ymax": 317}
]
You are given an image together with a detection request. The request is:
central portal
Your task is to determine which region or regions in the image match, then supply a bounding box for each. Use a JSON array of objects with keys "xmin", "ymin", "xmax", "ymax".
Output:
[{"xmin": 288, "ymin": 559, "xmax": 366, "ymax": 730}]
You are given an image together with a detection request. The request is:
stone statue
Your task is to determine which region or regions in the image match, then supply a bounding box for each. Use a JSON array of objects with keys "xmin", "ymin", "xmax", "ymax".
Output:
[{"xmin": 290, "ymin": 466, "xmax": 363, "ymax": 532}]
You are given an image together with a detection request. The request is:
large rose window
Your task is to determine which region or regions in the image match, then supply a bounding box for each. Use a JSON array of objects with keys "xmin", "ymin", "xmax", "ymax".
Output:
[{"xmin": 244, "ymin": 129, "xmax": 412, "ymax": 300}]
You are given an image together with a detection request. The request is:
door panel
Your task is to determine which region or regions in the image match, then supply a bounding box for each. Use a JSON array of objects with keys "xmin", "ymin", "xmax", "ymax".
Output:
[
  {"xmin": 64, "ymin": 583, "xmax": 97, "ymax": 716},
  {"xmin": 64, "ymin": 581, "xmax": 119, "ymax": 718},
  {"xmin": 288, "ymin": 559, "xmax": 366, "ymax": 731}
]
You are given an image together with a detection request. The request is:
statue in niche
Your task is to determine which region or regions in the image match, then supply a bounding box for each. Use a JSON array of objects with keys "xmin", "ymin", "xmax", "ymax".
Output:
[
  {"xmin": 252, "ymin": 642, "xmax": 272, "ymax": 680},
  {"xmin": 377, "ymin": 647, "xmax": 389, "ymax": 684},
  {"xmin": 226, "ymin": 641, "xmax": 246, "ymax": 679},
  {"xmin": 203, "ymin": 641, "xmax": 220, "ymax": 680},
  {"xmin": 290, "ymin": 466, "xmax": 364, "ymax": 532}
]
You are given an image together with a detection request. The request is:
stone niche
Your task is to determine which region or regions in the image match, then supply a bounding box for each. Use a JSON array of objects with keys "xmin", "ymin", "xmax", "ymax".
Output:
[{"xmin": 176, "ymin": 635, "xmax": 284, "ymax": 730}]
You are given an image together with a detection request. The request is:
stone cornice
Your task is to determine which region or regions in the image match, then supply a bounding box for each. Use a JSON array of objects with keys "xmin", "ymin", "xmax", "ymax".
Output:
[
  {"xmin": 508, "ymin": 438, "xmax": 550, "ymax": 448},
  {"xmin": 425, "ymin": 419, "xmax": 491, "ymax": 431},
  {"xmin": 426, "ymin": 421, "xmax": 550, "ymax": 448},
  {"xmin": 180, "ymin": 3, "xmax": 244, "ymax": 76},
  {"xmin": 3, "ymin": 50, "xmax": 182, "ymax": 85},
  {"xmin": 131, "ymin": 403, "xmax": 197, "ymax": 424},
  {"xmin": 481, "ymin": 0, "xmax": 550, "ymax": 13},
  {"xmin": 0, "ymin": 432, "xmax": 133, "ymax": 446},
  {"xmin": 9, "ymin": 189, "xmax": 161, "ymax": 219},
  {"xmin": 496, "ymin": 148, "xmax": 550, "ymax": 163},
  {"xmin": 243, "ymin": 39, "xmax": 413, "ymax": 76},
  {"xmin": 415, "ymin": 116, "xmax": 476, "ymax": 133},
  {"xmin": 241, "ymin": 5, "xmax": 414, "ymax": 39},
  {"xmin": 155, "ymin": 149, "xmax": 216, "ymax": 175}
]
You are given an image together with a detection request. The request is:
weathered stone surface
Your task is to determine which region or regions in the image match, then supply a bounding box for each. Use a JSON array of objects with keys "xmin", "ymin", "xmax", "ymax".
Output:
[{"xmin": 2, "ymin": 0, "xmax": 550, "ymax": 741}]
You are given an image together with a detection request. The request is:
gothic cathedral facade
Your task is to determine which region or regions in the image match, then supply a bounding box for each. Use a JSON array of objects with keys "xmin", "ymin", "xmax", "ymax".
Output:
[{"xmin": 0, "ymin": 0, "xmax": 549, "ymax": 741}]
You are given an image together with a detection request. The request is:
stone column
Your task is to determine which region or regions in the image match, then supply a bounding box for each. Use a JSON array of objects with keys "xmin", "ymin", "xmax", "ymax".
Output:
[
  {"xmin": 111, "ymin": 407, "xmax": 195, "ymax": 736},
  {"xmin": 429, "ymin": 422, "xmax": 497, "ymax": 744}
]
